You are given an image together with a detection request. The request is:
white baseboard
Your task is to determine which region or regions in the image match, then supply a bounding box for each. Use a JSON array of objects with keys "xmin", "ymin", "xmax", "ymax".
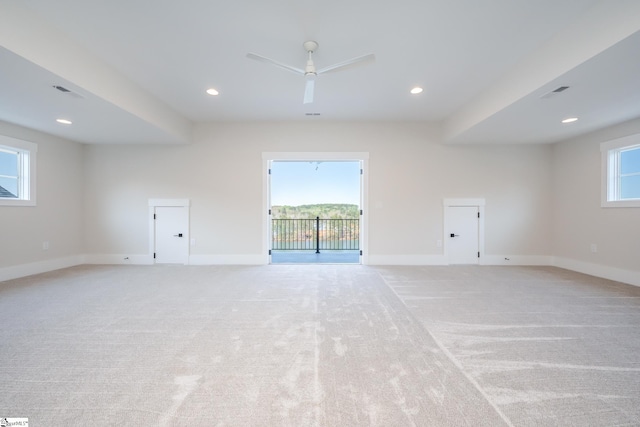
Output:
[
  {"xmin": 0, "ymin": 255, "xmax": 85, "ymax": 282},
  {"xmin": 3, "ymin": 254, "xmax": 637, "ymax": 288},
  {"xmin": 84, "ymin": 254, "xmax": 154, "ymax": 265},
  {"xmin": 367, "ymin": 254, "xmax": 448, "ymax": 265},
  {"xmin": 189, "ymin": 254, "xmax": 266, "ymax": 265},
  {"xmin": 79, "ymin": 254, "xmax": 266, "ymax": 266},
  {"xmin": 481, "ymin": 255, "xmax": 553, "ymax": 266},
  {"xmin": 367, "ymin": 254, "xmax": 552, "ymax": 266},
  {"xmin": 553, "ymin": 257, "xmax": 640, "ymax": 287}
]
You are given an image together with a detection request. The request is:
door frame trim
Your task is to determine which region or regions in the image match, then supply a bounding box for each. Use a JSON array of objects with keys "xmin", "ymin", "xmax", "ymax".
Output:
[
  {"xmin": 262, "ymin": 152, "xmax": 369, "ymax": 265},
  {"xmin": 148, "ymin": 199, "xmax": 190, "ymax": 264},
  {"xmin": 443, "ymin": 198, "xmax": 485, "ymax": 265}
]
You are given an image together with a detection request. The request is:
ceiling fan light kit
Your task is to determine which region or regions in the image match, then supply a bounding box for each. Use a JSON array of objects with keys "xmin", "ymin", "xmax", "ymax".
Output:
[{"xmin": 247, "ymin": 40, "xmax": 375, "ymax": 104}]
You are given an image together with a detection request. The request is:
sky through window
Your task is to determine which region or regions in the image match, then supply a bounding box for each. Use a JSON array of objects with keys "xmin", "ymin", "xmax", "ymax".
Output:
[{"xmin": 271, "ymin": 161, "xmax": 360, "ymax": 206}]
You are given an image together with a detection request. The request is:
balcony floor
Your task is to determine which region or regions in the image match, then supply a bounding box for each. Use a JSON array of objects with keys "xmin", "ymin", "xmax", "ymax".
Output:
[{"xmin": 270, "ymin": 250, "xmax": 360, "ymax": 264}]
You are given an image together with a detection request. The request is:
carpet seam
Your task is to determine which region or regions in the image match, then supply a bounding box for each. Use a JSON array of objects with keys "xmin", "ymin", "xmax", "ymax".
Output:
[{"xmin": 375, "ymin": 269, "xmax": 515, "ymax": 427}]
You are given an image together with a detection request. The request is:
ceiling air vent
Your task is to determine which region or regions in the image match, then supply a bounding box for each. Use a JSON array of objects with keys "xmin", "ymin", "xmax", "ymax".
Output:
[
  {"xmin": 52, "ymin": 85, "xmax": 85, "ymax": 99},
  {"xmin": 541, "ymin": 86, "xmax": 570, "ymax": 99}
]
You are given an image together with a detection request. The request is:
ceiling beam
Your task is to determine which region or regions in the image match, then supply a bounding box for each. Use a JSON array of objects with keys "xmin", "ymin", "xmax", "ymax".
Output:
[
  {"xmin": 443, "ymin": 1, "xmax": 640, "ymax": 144},
  {"xmin": 0, "ymin": 2, "xmax": 193, "ymax": 144}
]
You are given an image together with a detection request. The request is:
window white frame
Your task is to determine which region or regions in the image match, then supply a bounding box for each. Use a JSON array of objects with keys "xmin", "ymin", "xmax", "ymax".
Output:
[
  {"xmin": 0, "ymin": 135, "xmax": 37, "ymax": 207},
  {"xmin": 601, "ymin": 134, "xmax": 640, "ymax": 208}
]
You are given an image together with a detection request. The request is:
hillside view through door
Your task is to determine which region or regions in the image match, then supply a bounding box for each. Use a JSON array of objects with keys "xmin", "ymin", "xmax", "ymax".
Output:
[{"xmin": 270, "ymin": 160, "xmax": 361, "ymax": 264}]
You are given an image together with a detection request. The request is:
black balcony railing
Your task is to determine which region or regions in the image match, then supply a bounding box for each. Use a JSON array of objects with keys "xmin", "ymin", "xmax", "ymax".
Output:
[{"xmin": 272, "ymin": 217, "xmax": 359, "ymax": 252}]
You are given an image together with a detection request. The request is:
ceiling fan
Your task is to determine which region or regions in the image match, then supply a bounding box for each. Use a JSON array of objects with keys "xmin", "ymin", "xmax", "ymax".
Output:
[{"xmin": 246, "ymin": 41, "xmax": 375, "ymax": 104}]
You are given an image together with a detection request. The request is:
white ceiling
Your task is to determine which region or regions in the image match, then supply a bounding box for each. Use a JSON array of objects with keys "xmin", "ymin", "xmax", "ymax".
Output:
[{"xmin": 1, "ymin": 0, "xmax": 639, "ymax": 145}]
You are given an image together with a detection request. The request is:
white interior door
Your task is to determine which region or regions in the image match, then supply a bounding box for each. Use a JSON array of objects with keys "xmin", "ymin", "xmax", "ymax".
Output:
[
  {"xmin": 267, "ymin": 160, "xmax": 273, "ymax": 262},
  {"xmin": 155, "ymin": 206, "xmax": 189, "ymax": 264},
  {"xmin": 447, "ymin": 206, "xmax": 479, "ymax": 264},
  {"xmin": 359, "ymin": 160, "xmax": 364, "ymax": 262}
]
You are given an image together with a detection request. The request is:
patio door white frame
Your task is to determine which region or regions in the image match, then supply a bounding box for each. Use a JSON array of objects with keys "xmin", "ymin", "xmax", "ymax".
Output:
[{"xmin": 262, "ymin": 152, "xmax": 369, "ymax": 265}]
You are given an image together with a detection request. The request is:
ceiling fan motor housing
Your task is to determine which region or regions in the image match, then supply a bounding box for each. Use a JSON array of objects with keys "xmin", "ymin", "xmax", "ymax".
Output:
[{"xmin": 305, "ymin": 60, "xmax": 316, "ymax": 76}]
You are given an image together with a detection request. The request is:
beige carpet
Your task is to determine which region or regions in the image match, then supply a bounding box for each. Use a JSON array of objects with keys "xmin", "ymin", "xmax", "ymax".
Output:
[{"xmin": 0, "ymin": 265, "xmax": 638, "ymax": 426}]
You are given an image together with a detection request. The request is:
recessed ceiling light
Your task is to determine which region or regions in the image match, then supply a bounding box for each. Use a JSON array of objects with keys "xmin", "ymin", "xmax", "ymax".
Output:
[
  {"xmin": 206, "ymin": 88, "xmax": 219, "ymax": 96},
  {"xmin": 562, "ymin": 117, "xmax": 578, "ymax": 123},
  {"xmin": 410, "ymin": 87, "xmax": 423, "ymax": 95},
  {"xmin": 56, "ymin": 119, "xmax": 72, "ymax": 125}
]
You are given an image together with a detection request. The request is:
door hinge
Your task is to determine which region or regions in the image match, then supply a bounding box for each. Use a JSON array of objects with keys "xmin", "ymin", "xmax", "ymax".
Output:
[
  {"xmin": 269, "ymin": 249, "xmax": 272, "ymax": 255},
  {"xmin": 153, "ymin": 214, "xmax": 156, "ymax": 220},
  {"xmin": 153, "ymin": 253, "xmax": 156, "ymax": 259},
  {"xmin": 360, "ymin": 168, "xmax": 363, "ymax": 175},
  {"xmin": 360, "ymin": 209, "xmax": 363, "ymax": 215},
  {"xmin": 478, "ymin": 251, "xmax": 480, "ymax": 258},
  {"xmin": 269, "ymin": 209, "xmax": 271, "ymax": 215},
  {"xmin": 360, "ymin": 250, "xmax": 363, "ymax": 256},
  {"xmin": 478, "ymin": 212, "xmax": 480, "ymax": 218},
  {"xmin": 268, "ymin": 168, "xmax": 271, "ymax": 175}
]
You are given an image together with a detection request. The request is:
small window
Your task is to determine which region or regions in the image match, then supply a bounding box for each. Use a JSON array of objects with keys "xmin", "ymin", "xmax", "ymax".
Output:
[
  {"xmin": 0, "ymin": 136, "xmax": 37, "ymax": 206},
  {"xmin": 601, "ymin": 134, "xmax": 640, "ymax": 207},
  {"xmin": 619, "ymin": 146, "xmax": 640, "ymax": 199}
]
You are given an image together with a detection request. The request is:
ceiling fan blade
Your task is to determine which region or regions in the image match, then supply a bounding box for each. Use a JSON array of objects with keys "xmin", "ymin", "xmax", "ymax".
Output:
[
  {"xmin": 303, "ymin": 78, "xmax": 315, "ymax": 104},
  {"xmin": 246, "ymin": 53, "xmax": 305, "ymax": 75},
  {"xmin": 316, "ymin": 53, "xmax": 375, "ymax": 74}
]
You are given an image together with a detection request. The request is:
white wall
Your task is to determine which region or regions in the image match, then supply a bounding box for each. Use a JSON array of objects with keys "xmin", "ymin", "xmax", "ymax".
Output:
[
  {"xmin": 0, "ymin": 121, "xmax": 84, "ymax": 278},
  {"xmin": 6, "ymin": 118, "xmax": 638, "ymax": 284},
  {"xmin": 81, "ymin": 122, "xmax": 553, "ymax": 264},
  {"xmin": 552, "ymin": 118, "xmax": 640, "ymax": 284}
]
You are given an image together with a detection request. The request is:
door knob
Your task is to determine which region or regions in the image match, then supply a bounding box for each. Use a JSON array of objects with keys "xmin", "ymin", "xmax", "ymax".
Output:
[
  {"xmin": 450, "ymin": 233, "xmax": 459, "ymax": 238},
  {"xmin": 174, "ymin": 233, "xmax": 183, "ymax": 237}
]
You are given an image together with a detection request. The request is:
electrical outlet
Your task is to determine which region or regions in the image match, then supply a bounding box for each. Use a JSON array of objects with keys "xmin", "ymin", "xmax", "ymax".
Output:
[
  {"xmin": 190, "ymin": 238, "xmax": 196, "ymax": 246},
  {"xmin": 436, "ymin": 240, "xmax": 442, "ymax": 248},
  {"xmin": 42, "ymin": 241, "xmax": 49, "ymax": 250},
  {"xmin": 590, "ymin": 243, "xmax": 598, "ymax": 253}
]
